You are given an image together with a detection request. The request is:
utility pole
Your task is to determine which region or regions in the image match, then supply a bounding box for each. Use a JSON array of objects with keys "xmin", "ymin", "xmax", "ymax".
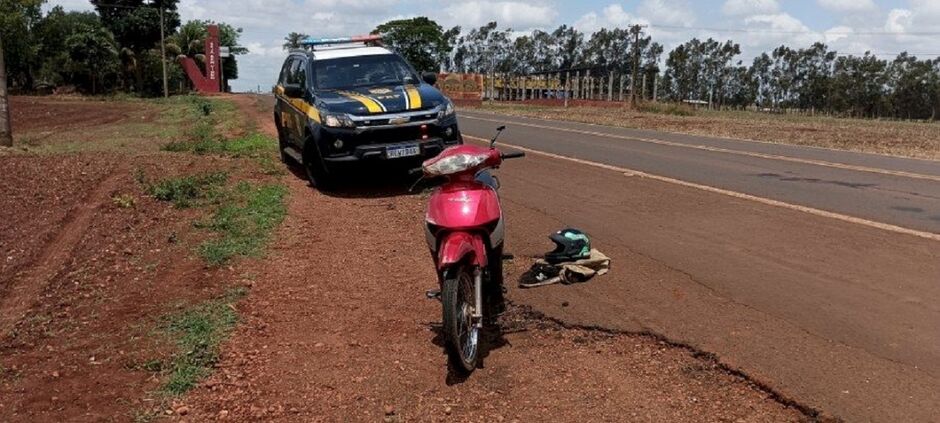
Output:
[
  {"xmin": 630, "ymin": 24, "xmax": 647, "ymax": 107},
  {"xmin": 0, "ymin": 33, "xmax": 12, "ymax": 147},
  {"xmin": 159, "ymin": 4, "xmax": 168, "ymax": 98}
]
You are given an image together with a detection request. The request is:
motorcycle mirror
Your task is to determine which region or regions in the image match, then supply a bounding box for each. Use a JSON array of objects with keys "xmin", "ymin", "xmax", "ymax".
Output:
[{"xmin": 490, "ymin": 125, "xmax": 506, "ymax": 148}]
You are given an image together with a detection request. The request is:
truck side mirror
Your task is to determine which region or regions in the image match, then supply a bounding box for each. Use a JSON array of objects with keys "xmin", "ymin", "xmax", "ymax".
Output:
[{"xmin": 422, "ymin": 72, "xmax": 438, "ymax": 86}]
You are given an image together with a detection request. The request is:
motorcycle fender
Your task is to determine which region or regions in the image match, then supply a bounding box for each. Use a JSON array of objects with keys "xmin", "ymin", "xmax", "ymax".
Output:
[{"xmin": 437, "ymin": 232, "xmax": 487, "ymax": 270}]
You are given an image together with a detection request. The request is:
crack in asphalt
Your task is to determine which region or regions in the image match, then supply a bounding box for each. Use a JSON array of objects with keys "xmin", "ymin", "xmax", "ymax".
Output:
[{"xmin": 508, "ymin": 302, "xmax": 835, "ymax": 422}]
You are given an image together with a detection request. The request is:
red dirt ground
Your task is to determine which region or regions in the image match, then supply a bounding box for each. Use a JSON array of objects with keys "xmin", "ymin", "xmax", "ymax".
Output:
[
  {"xmin": 0, "ymin": 96, "xmax": 262, "ymax": 422},
  {"xmin": 8, "ymin": 96, "xmax": 147, "ymax": 133}
]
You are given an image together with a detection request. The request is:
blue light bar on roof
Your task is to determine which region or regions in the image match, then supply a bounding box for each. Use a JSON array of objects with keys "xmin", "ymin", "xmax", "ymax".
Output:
[{"xmin": 300, "ymin": 34, "xmax": 383, "ymax": 46}]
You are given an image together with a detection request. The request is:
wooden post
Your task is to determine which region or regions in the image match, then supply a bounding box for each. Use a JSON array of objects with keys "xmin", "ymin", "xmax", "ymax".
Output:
[
  {"xmin": 564, "ymin": 71, "xmax": 570, "ymax": 108},
  {"xmin": 585, "ymin": 70, "xmax": 591, "ymax": 100},
  {"xmin": 0, "ymin": 33, "xmax": 12, "ymax": 147},
  {"xmin": 574, "ymin": 71, "xmax": 580, "ymax": 100},
  {"xmin": 630, "ymin": 25, "xmax": 643, "ymax": 107},
  {"xmin": 521, "ymin": 76, "xmax": 527, "ymax": 101}
]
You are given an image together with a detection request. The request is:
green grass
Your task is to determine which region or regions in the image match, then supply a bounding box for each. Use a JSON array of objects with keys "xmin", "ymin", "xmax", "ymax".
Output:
[
  {"xmin": 164, "ymin": 131, "xmax": 276, "ymax": 158},
  {"xmin": 146, "ymin": 172, "xmax": 229, "ymax": 209},
  {"xmin": 198, "ymin": 182, "xmax": 288, "ymax": 266},
  {"xmin": 160, "ymin": 289, "xmax": 245, "ymax": 395}
]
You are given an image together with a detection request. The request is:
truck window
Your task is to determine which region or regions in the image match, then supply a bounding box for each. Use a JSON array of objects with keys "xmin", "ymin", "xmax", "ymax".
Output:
[{"xmin": 314, "ymin": 54, "xmax": 418, "ymax": 90}]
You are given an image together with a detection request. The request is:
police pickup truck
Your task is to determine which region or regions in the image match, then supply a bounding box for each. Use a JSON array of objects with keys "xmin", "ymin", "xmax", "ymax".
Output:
[{"xmin": 273, "ymin": 35, "xmax": 462, "ymax": 189}]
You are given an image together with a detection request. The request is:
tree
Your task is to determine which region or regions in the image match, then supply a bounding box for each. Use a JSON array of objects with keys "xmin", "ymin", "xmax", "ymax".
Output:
[
  {"xmin": 32, "ymin": 7, "xmax": 103, "ymax": 87},
  {"xmin": 886, "ymin": 53, "xmax": 936, "ymax": 119},
  {"xmin": 283, "ymin": 32, "xmax": 309, "ymax": 51},
  {"xmin": 552, "ymin": 25, "xmax": 584, "ymax": 70},
  {"xmin": 583, "ymin": 28, "xmax": 631, "ymax": 75},
  {"xmin": 830, "ymin": 53, "xmax": 889, "ymax": 118},
  {"xmin": 662, "ymin": 38, "xmax": 741, "ymax": 106},
  {"xmin": 63, "ymin": 24, "xmax": 119, "ymax": 94},
  {"xmin": 1, "ymin": 32, "xmax": 12, "ymax": 146},
  {"xmin": 0, "ymin": 0, "xmax": 43, "ymax": 90},
  {"xmin": 91, "ymin": 0, "xmax": 180, "ymax": 93},
  {"xmin": 453, "ymin": 22, "xmax": 512, "ymax": 74},
  {"xmin": 795, "ymin": 43, "xmax": 836, "ymax": 112},
  {"xmin": 372, "ymin": 17, "xmax": 459, "ymax": 72}
]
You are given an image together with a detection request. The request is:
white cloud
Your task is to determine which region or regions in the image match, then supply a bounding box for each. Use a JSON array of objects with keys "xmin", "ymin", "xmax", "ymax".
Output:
[
  {"xmin": 817, "ymin": 0, "xmax": 876, "ymax": 14},
  {"xmin": 822, "ymin": 25, "xmax": 852, "ymax": 43},
  {"xmin": 574, "ymin": 4, "xmax": 641, "ymax": 33},
  {"xmin": 41, "ymin": 0, "xmax": 93, "ymax": 12},
  {"xmin": 884, "ymin": 9, "xmax": 913, "ymax": 34},
  {"xmin": 441, "ymin": 1, "xmax": 557, "ymax": 30},
  {"xmin": 638, "ymin": 0, "xmax": 695, "ymax": 26},
  {"xmin": 721, "ymin": 0, "xmax": 779, "ymax": 16}
]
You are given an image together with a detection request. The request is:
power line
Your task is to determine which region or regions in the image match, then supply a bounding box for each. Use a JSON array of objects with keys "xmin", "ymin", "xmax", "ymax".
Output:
[
  {"xmin": 648, "ymin": 23, "xmax": 940, "ymax": 36},
  {"xmin": 838, "ymin": 52, "xmax": 940, "ymax": 57}
]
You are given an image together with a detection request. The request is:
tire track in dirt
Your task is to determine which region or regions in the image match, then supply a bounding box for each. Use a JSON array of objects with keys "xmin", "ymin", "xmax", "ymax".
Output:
[{"xmin": 0, "ymin": 167, "xmax": 127, "ymax": 338}]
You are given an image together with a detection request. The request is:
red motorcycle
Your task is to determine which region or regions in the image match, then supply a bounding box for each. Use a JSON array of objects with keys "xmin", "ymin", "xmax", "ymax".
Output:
[{"xmin": 420, "ymin": 126, "xmax": 524, "ymax": 372}]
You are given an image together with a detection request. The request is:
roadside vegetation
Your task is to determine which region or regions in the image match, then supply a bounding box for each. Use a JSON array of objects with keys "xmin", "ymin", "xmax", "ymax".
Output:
[
  {"xmin": 197, "ymin": 183, "xmax": 287, "ymax": 265},
  {"xmin": 134, "ymin": 97, "xmax": 286, "ymax": 406},
  {"xmin": 2, "ymin": 1, "xmax": 246, "ymax": 96},
  {"xmin": 160, "ymin": 288, "xmax": 245, "ymax": 396},
  {"xmin": 476, "ymin": 101, "xmax": 940, "ymax": 159}
]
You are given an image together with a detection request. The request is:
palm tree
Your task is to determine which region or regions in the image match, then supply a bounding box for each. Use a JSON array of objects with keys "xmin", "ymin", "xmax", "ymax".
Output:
[{"xmin": 283, "ymin": 32, "xmax": 309, "ymax": 51}]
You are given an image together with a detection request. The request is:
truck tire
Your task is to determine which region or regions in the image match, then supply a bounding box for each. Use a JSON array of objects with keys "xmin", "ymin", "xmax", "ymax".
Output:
[{"xmin": 303, "ymin": 138, "xmax": 334, "ymax": 191}]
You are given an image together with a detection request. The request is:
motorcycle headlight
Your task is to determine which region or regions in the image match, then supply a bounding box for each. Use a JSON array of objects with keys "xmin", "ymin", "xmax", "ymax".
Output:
[
  {"xmin": 437, "ymin": 100, "xmax": 455, "ymax": 120},
  {"xmin": 423, "ymin": 153, "xmax": 488, "ymax": 176},
  {"xmin": 322, "ymin": 113, "xmax": 355, "ymax": 128}
]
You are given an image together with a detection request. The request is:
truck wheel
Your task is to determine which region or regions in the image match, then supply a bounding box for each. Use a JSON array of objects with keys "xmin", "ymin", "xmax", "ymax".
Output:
[
  {"xmin": 303, "ymin": 141, "xmax": 334, "ymax": 191},
  {"xmin": 277, "ymin": 126, "xmax": 292, "ymax": 164}
]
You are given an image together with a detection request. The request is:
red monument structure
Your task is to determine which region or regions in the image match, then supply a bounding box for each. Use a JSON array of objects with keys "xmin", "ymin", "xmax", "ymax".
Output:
[{"xmin": 178, "ymin": 24, "xmax": 221, "ymax": 93}]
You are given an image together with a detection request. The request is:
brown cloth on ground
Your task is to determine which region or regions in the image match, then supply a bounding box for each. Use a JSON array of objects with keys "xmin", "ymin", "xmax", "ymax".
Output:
[{"xmin": 520, "ymin": 249, "xmax": 611, "ymax": 288}]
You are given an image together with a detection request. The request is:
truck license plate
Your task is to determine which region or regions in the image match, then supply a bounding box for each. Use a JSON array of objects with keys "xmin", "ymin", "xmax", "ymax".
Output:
[{"xmin": 386, "ymin": 144, "xmax": 420, "ymax": 159}]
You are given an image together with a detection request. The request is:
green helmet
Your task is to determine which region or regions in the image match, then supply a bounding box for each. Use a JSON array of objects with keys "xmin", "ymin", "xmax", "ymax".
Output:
[{"xmin": 545, "ymin": 228, "xmax": 591, "ymax": 263}]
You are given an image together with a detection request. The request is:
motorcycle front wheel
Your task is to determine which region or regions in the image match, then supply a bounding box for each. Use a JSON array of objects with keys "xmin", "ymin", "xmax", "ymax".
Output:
[{"xmin": 442, "ymin": 266, "xmax": 480, "ymax": 373}]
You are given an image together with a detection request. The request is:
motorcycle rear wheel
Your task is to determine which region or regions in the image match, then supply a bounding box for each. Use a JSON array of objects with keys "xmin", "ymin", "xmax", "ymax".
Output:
[{"xmin": 442, "ymin": 266, "xmax": 480, "ymax": 373}]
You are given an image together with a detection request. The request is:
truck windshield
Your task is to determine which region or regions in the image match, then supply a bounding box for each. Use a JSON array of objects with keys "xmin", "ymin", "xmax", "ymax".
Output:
[{"xmin": 314, "ymin": 54, "xmax": 419, "ymax": 90}]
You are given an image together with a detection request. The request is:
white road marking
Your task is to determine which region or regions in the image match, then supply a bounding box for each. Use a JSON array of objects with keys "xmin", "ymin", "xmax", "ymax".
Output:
[
  {"xmin": 463, "ymin": 115, "xmax": 940, "ymax": 183},
  {"xmin": 465, "ymin": 135, "xmax": 940, "ymax": 242}
]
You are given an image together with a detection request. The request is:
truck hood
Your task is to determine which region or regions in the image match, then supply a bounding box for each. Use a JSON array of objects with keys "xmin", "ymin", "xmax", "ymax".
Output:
[{"xmin": 317, "ymin": 84, "xmax": 446, "ymax": 116}]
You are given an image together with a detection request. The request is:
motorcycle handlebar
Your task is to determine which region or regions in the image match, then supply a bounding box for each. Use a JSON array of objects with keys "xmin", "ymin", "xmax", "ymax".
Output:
[{"xmin": 501, "ymin": 152, "xmax": 526, "ymax": 160}]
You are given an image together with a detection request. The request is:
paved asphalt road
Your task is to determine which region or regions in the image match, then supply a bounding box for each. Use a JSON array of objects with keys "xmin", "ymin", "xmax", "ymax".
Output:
[
  {"xmin": 456, "ymin": 110, "xmax": 940, "ymax": 422},
  {"xmin": 459, "ymin": 110, "xmax": 940, "ymax": 235}
]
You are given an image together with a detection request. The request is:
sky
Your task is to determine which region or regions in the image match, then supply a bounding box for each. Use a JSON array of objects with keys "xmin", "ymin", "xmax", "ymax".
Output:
[{"xmin": 46, "ymin": 0, "xmax": 940, "ymax": 92}]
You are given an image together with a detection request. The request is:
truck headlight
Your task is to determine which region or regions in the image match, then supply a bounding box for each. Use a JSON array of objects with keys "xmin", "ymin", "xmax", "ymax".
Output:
[
  {"xmin": 437, "ymin": 100, "xmax": 455, "ymax": 120},
  {"xmin": 322, "ymin": 113, "xmax": 355, "ymax": 128}
]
